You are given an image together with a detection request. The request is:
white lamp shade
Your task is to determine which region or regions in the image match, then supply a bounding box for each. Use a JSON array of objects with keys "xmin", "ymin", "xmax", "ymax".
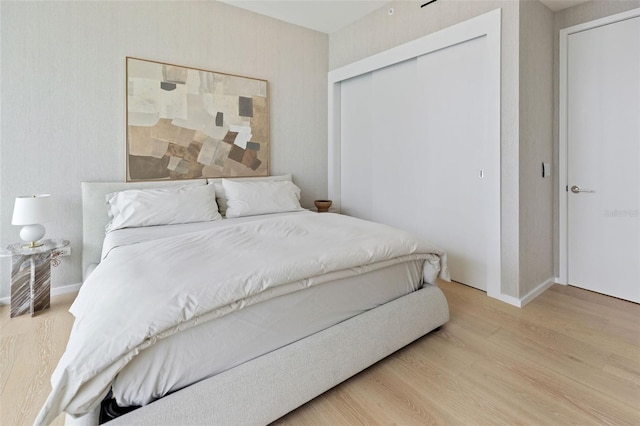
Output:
[{"xmin": 11, "ymin": 194, "xmax": 52, "ymax": 225}]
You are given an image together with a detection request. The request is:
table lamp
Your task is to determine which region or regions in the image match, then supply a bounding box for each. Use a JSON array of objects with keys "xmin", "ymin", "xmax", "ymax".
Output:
[{"xmin": 11, "ymin": 194, "xmax": 52, "ymax": 248}]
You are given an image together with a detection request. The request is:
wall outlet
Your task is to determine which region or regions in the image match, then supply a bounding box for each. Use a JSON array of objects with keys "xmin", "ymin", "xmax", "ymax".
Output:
[{"xmin": 57, "ymin": 246, "xmax": 71, "ymax": 257}]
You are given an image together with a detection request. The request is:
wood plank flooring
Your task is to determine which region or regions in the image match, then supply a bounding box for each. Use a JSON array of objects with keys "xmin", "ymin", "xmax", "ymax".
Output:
[
  {"xmin": 275, "ymin": 281, "xmax": 640, "ymax": 425},
  {"xmin": 1, "ymin": 282, "xmax": 638, "ymax": 425},
  {"xmin": 0, "ymin": 292, "xmax": 75, "ymax": 425}
]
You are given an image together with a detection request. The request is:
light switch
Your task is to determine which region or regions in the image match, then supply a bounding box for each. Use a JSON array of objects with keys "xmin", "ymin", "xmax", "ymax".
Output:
[{"xmin": 542, "ymin": 162, "xmax": 551, "ymax": 178}]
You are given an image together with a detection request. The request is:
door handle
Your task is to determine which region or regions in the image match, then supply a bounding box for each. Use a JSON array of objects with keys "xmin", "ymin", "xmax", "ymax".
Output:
[{"xmin": 570, "ymin": 185, "xmax": 595, "ymax": 194}]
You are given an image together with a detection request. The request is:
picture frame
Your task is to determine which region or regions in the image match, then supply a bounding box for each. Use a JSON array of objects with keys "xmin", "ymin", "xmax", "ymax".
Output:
[{"xmin": 126, "ymin": 57, "xmax": 269, "ymax": 181}]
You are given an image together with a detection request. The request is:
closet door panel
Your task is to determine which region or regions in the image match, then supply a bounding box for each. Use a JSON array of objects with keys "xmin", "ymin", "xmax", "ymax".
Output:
[
  {"xmin": 370, "ymin": 59, "xmax": 421, "ymax": 225},
  {"xmin": 340, "ymin": 73, "xmax": 373, "ymax": 220},
  {"xmin": 413, "ymin": 36, "xmax": 488, "ymax": 289}
]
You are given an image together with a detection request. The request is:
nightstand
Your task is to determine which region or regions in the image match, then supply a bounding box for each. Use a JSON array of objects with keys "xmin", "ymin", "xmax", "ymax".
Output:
[{"xmin": 7, "ymin": 239, "xmax": 69, "ymax": 317}]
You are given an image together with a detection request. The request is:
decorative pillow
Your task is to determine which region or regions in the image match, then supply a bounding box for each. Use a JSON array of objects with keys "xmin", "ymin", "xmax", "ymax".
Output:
[
  {"xmin": 213, "ymin": 174, "xmax": 292, "ymax": 216},
  {"xmin": 105, "ymin": 183, "xmax": 221, "ymax": 232},
  {"xmin": 222, "ymin": 179, "xmax": 303, "ymax": 218}
]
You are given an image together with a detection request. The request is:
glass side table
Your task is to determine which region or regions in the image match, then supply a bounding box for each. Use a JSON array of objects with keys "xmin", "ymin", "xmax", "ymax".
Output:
[{"xmin": 6, "ymin": 239, "xmax": 69, "ymax": 317}]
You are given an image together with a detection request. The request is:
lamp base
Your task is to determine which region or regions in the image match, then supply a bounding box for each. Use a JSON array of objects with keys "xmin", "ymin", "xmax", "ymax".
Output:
[
  {"xmin": 22, "ymin": 241, "xmax": 44, "ymax": 249},
  {"xmin": 19, "ymin": 224, "xmax": 46, "ymax": 248}
]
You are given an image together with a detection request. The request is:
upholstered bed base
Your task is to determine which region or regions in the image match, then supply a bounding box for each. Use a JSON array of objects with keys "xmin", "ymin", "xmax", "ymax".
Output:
[{"xmin": 66, "ymin": 284, "xmax": 448, "ymax": 425}]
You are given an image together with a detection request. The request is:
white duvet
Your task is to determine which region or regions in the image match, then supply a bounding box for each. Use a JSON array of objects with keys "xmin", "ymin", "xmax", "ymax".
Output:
[{"xmin": 36, "ymin": 212, "xmax": 448, "ymax": 425}]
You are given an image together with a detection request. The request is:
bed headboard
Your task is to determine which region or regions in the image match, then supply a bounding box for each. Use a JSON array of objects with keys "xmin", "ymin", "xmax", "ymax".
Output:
[{"xmin": 81, "ymin": 174, "xmax": 293, "ymax": 281}]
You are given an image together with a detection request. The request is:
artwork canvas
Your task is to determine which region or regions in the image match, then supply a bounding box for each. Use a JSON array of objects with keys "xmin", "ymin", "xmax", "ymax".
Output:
[{"xmin": 126, "ymin": 57, "xmax": 269, "ymax": 181}]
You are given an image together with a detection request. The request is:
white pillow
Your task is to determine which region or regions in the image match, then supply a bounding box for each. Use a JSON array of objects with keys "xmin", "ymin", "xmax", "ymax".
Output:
[
  {"xmin": 105, "ymin": 184, "xmax": 221, "ymax": 232},
  {"xmin": 213, "ymin": 182, "xmax": 227, "ymax": 216},
  {"xmin": 213, "ymin": 174, "xmax": 292, "ymax": 216},
  {"xmin": 222, "ymin": 179, "xmax": 303, "ymax": 218}
]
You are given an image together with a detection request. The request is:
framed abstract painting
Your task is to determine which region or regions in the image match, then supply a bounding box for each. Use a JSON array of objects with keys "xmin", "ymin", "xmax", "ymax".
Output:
[{"xmin": 126, "ymin": 57, "xmax": 269, "ymax": 181}]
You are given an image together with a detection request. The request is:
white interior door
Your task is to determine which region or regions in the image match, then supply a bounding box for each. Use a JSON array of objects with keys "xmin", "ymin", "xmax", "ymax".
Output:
[{"xmin": 566, "ymin": 15, "xmax": 640, "ymax": 303}]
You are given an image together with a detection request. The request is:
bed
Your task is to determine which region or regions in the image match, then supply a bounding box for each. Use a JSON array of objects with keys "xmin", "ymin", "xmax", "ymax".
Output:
[{"xmin": 37, "ymin": 175, "xmax": 450, "ymax": 425}]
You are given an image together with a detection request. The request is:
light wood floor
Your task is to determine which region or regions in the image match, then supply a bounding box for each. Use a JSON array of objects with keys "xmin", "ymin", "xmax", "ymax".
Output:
[{"xmin": 1, "ymin": 282, "xmax": 638, "ymax": 425}]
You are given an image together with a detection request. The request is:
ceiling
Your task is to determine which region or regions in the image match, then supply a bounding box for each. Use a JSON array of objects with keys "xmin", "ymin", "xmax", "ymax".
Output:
[
  {"xmin": 219, "ymin": 0, "xmax": 592, "ymax": 34},
  {"xmin": 218, "ymin": 1, "xmax": 390, "ymax": 34},
  {"xmin": 539, "ymin": 0, "xmax": 591, "ymax": 12}
]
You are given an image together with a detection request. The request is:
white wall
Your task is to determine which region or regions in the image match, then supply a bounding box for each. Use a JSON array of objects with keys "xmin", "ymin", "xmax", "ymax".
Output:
[
  {"xmin": 0, "ymin": 0, "xmax": 328, "ymax": 297},
  {"xmin": 519, "ymin": 0, "xmax": 554, "ymax": 297}
]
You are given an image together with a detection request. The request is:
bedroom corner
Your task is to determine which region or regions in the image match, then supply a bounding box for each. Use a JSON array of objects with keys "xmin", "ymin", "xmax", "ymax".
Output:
[{"xmin": 0, "ymin": 0, "xmax": 329, "ymax": 301}]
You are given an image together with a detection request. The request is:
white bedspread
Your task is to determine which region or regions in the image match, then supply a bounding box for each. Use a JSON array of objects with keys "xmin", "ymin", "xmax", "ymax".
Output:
[{"xmin": 36, "ymin": 212, "xmax": 448, "ymax": 425}]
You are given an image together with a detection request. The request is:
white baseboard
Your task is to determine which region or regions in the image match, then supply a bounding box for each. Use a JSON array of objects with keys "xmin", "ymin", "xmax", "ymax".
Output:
[
  {"xmin": 490, "ymin": 277, "xmax": 556, "ymax": 308},
  {"xmin": 0, "ymin": 282, "xmax": 81, "ymax": 306},
  {"xmin": 52, "ymin": 282, "xmax": 82, "ymax": 297},
  {"xmin": 519, "ymin": 278, "xmax": 556, "ymax": 307},
  {"xmin": 491, "ymin": 292, "xmax": 522, "ymax": 307}
]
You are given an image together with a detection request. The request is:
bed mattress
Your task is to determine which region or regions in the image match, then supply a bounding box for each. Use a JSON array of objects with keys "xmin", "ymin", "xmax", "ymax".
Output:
[{"xmin": 102, "ymin": 214, "xmax": 424, "ymax": 406}]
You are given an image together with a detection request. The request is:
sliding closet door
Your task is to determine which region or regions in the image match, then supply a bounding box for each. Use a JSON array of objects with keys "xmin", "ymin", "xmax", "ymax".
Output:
[
  {"xmin": 370, "ymin": 59, "xmax": 421, "ymax": 224},
  {"xmin": 413, "ymin": 36, "xmax": 487, "ymax": 290},
  {"xmin": 340, "ymin": 36, "xmax": 489, "ymax": 291},
  {"xmin": 340, "ymin": 73, "xmax": 374, "ymax": 221}
]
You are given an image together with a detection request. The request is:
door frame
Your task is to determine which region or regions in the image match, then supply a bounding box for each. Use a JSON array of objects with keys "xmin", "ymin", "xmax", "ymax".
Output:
[
  {"xmin": 328, "ymin": 9, "xmax": 502, "ymax": 301},
  {"xmin": 558, "ymin": 7, "xmax": 640, "ymax": 285}
]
